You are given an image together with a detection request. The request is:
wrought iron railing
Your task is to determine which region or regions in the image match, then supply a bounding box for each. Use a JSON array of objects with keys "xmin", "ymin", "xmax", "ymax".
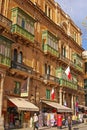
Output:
[{"xmin": 11, "ymin": 60, "xmax": 33, "ymax": 74}]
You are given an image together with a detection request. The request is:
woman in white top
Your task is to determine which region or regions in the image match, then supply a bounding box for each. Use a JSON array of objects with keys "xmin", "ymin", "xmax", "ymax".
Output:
[{"xmin": 33, "ymin": 113, "xmax": 39, "ymax": 130}]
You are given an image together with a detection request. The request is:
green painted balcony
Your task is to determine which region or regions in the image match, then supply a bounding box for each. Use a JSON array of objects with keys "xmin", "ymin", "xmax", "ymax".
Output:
[
  {"xmin": 43, "ymin": 44, "xmax": 59, "ymax": 57},
  {"xmin": 0, "ymin": 55, "xmax": 11, "ymax": 67},
  {"xmin": 58, "ymin": 55, "xmax": 83, "ymax": 73},
  {"xmin": 72, "ymin": 53, "xmax": 83, "ymax": 72},
  {"xmin": 74, "ymin": 64, "xmax": 83, "ymax": 72},
  {"xmin": 0, "ymin": 35, "xmax": 12, "ymax": 67},
  {"xmin": 12, "ymin": 24, "xmax": 34, "ymax": 42},
  {"xmin": 42, "ymin": 30, "xmax": 59, "ymax": 58},
  {"xmin": 59, "ymin": 78, "xmax": 77, "ymax": 90}
]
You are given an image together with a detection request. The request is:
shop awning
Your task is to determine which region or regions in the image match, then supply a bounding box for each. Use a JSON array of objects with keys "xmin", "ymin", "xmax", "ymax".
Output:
[
  {"xmin": 42, "ymin": 100, "xmax": 73, "ymax": 113},
  {"xmin": 8, "ymin": 97, "xmax": 39, "ymax": 111},
  {"xmin": 78, "ymin": 105, "xmax": 87, "ymax": 110}
]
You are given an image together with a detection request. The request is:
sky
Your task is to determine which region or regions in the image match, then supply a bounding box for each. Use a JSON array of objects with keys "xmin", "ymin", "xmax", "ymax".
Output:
[{"xmin": 55, "ymin": 0, "xmax": 87, "ymax": 50}]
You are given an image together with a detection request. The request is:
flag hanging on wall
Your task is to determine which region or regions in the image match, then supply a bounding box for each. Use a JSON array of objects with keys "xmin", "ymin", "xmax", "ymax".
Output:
[
  {"xmin": 65, "ymin": 66, "xmax": 72, "ymax": 80},
  {"xmin": 51, "ymin": 88, "xmax": 55, "ymax": 100},
  {"xmin": 21, "ymin": 77, "xmax": 30, "ymax": 97}
]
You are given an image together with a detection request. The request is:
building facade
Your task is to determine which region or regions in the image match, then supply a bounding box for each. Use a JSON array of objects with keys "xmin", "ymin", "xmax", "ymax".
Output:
[
  {"xmin": 82, "ymin": 51, "xmax": 87, "ymax": 106},
  {"xmin": 0, "ymin": 0, "xmax": 85, "ymax": 129}
]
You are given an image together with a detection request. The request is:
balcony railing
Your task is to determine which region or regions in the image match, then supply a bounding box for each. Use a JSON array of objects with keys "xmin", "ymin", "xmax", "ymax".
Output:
[
  {"xmin": 11, "ymin": 60, "xmax": 33, "ymax": 74},
  {"xmin": 77, "ymin": 85, "xmax": 84, "ymax": 91},
  {"xmin": 70, "ymin": 61, "xmax": 83, "ymax": 72},
  {"xmin": 0, "ymin": 14, "xmax": 12, "ymax": 30},
  {"xmin": 59, "ymin": 55, "xmax": 83, "ymax": 73},
  {"xmin": 59, "ymin": 78, "xmax": 77, "ymax": 90},
  {"xmin": 43, "ymin": 44, "xmax": 59, "ymax": 58},
  {"xmin": 11, "ymin": 24, "xmax": 34, "ymax": 42},
  {"xmin": 43, "ymin": 74, "xmax": 59, "ymax": 84},
  {"xmin": 59, "ymin": 55, "xmax": 70, "ymax": 63},
  {"xmin": 0, "ymin": 54, "xmax": 11, "ymax": 67}
]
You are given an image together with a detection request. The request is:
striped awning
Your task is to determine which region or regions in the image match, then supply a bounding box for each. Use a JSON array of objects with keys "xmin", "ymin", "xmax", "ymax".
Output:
[
  {"xmin": 8, "ymin": 97, "xmax": 39, "ymax": 111},
  {"xmin": 42, "ymin": 100, "xmax": 73, "ymax": 112}
]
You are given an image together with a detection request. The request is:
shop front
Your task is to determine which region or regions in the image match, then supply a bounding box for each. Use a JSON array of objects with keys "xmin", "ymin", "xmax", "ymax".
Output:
[
  {"xmin": 78, "ymin": 105, "xmax": 87, "ymax": 113},
  {"xmin": 4, "ymin": 97, "xmax": 39, "ymax": 129},
  {"xmin": 38, "ymin": 100, "xmax": 73, "ymax": 128}
]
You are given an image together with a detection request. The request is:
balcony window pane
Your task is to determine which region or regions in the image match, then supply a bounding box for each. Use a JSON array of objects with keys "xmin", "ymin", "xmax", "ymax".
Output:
[
  {"xmin": 18, "ymin": 52, "xmax": 23, "ymax": 63},
  {"xmin": 21, "ymin": 19, "xmax": 25, "ymax": 28}
]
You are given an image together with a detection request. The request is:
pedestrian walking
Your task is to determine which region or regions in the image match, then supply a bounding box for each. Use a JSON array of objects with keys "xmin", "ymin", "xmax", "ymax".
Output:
[
  {"xmin": 33, "ymin": 113, "xmax": 39, "ymax": 130},
  {"xmin": 67, "ymin": 114, "xmax": 72, "ymax": 130},
  {"xmin": 65, "ymin": 113, "xmax": 68, "ymax": 127}
]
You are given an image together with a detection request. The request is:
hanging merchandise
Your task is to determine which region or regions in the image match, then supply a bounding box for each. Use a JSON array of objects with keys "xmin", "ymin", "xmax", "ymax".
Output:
[
  {"xmin": 50, "ymin": 113, "xmax": 55, "ymax": 126},
  {"xmin": 47, "ymin": 113, "xmax": 50, "ymax": 127},
  {"xmin": 38, "ymin": 111, "xmax": 44, "ymax": 127}
]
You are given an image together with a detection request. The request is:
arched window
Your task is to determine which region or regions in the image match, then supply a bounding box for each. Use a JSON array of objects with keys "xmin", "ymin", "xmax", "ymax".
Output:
[
  {"xmin": 13, "ymin": 49, "xmax": 17, "ymax": 62},
  {"xmin": 18, "ymin": 51, "xmax": 23, "ymax": 63},
  {"xmin": 61, "ymin": 45, "xmax": 66, "ymax": 57}
]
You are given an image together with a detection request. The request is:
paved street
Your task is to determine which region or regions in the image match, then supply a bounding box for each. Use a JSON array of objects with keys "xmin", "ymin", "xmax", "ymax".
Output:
[
  {"xmin": 10, "ymin": 119, "xmax": 87, "ymax": 130},
  {"xmin": 39, "ymin": 123, "xmax": 87, "ymax": 130},
  {"xmin": 12, "ymin": 122, "xmax": 87, "ymax": 130}
]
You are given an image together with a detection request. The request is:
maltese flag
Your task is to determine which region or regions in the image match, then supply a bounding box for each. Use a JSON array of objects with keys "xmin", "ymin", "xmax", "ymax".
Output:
[
  {"xmin": 51, "ymin": 88, "xmax": 55, "ymax": 100},
  {"xmin": 65, "ymin": 66, "xmax": 72, "ymax": 80}
]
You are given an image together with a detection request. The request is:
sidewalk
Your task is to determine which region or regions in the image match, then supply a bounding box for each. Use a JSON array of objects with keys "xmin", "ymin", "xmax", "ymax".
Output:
[
  {"xmin": 11, "ymin": 123, "xmax": 87, "ymax": 130},
  {"xmin": 7, "ymin": 118, "xmax": 87, "ymax": 130}
]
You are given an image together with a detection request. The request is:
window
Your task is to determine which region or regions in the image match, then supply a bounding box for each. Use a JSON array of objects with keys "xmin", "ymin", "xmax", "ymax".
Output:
[
  {"xmin": 48, "ymin": 8, "xmax": 51, "ymax": 18},
  {"xmin": 17, "ymin": 15, "xmax": 22, "ymax": 26},
  {"xmin": 47, "ymin": 65, "xmax": 50, "ymax": 75},
  {"xmin": 45, "ymin": 4, "xmax": 47, "ymax": 15},
  {"xmin": 14, "ymin": 81, "xmax": 21, "ymax": 95},
  {"xmin": 85, "ymin": 62, "xmax": 87, "ymax": 73},
  {"xmin": 44, "ymin": 64, "xmax": 50, "ymax": 75},
  {"xmin": 61, "ymin": 45, "xmax": 66, "ymax": 57},
  {"xmin": 84, "ymin": 79, "xmax": 87, "ymax": 89},
  {"xmin": 18, "ymin": 51, "xmax": 23, "ymax": 63},
  {"xmin": 45, "ymin": 63, "xmax": 47, "ymax": 74},
  {"xmin": 21, "ymin": 19, "xmax": 25, "ymax": 28},
  {"xmin": 13, "ymin": 49, "xmax": 17, "ymax": 62},
  {"xmin": 74, "ymin": 32, "xmax": 76, "ymax": 41},
  {"xmin": 46, "ymin": 89, "xmax": 50, "ymax": 99},
  {"xmin": 74, "ymin": 59, "xmax": 76, "ymax": 64},
  {"xmin": 63, "ymin": 47, "xmax": 66, "ymax": 57}
]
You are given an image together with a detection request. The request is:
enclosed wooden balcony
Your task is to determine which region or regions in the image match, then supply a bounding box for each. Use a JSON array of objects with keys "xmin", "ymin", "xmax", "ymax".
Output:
[
  {"xmin": 11, "ymin": 24, "xmax": 34, "ymax": 43},
  {"xmin": 58, "ymin": 55, "xmax": 84, "ymax": 74},
  {"xmin": 43, "ymin": 44, "xmax": 59, "ymax": 58},
  {"xmin": 0, "ymin": 55, "xmax": 11, "ymax": 68},
  {"xmin": 0, "ymin": 14, "xmax": 12, "ymax": 32},
  {"xmin": 42, "ymin": 30, "xmax": 59, "ymax": 59},
  {"xmin": 59, "ymin": 78, "xmax": 77, "ymax": 90}
]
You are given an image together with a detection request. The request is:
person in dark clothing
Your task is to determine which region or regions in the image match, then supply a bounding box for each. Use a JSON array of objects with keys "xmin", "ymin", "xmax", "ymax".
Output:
[
  {"xmin": 65, "ymin": 114, "xmax": 68, "ymax": 127},
  {"xmin": 67, "ymin": 114, "xmax": 72, "ymax": 130}
]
